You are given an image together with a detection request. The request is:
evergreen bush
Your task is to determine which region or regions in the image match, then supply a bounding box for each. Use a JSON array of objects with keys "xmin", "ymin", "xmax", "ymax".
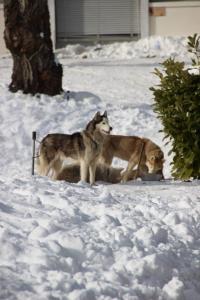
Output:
[{"xmin": 150, "ymin": 34, "xmax": 200, "ymax": 180}]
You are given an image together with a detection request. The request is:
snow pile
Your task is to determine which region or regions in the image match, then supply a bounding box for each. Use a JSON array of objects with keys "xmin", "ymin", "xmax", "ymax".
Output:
[
  {"xmin": 0, "ymin": 37, "xmax": 200, "ymax": 299},
  {"xmin": 1, "ymin": 176, "xmax": 200, "ymax": 300},
  {"xmin": 57, "ymin": 36, "xmax": 189, "ymax": 60}
]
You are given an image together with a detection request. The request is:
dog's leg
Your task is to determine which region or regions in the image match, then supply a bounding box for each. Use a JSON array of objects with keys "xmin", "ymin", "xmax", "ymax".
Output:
[
  {"xmin": 44, "ymin": 154, "xmax": 61, "ymax": 180},
  {"xmin": 51, "ymin": 159, "xmax": 63, "ymax": 180},
  {"xmin": 46, "ymin": 160, "xmax": 56, "ymax": 179},
  {"xmin": 89, "ymin": 162, "xmax": 97, "ymax": 185},
  {"xmin": 44, "ymin": 158, "xmax": 55, "ymax": 177},
  {"xmin": 37, "ymin": 153, "xmax": 50, "ymax": 176},
  {"xmin": 121, "ymin": 156, "xmax": 138, "ymax": 182},
  {"xmin": 80, "ymin": 160, "xmax": 88, "ymax": 182}
]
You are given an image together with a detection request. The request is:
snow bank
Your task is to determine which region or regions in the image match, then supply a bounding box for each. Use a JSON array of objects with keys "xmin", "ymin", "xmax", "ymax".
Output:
[{"xmin": 57, "ymin": 36, "xmax": 189, "ymax": 60}]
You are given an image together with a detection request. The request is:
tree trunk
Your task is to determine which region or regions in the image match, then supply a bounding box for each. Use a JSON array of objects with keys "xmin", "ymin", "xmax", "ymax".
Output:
[{"xmin": 3, "ymin": 0, "xmax": 63, "ymax": 96}]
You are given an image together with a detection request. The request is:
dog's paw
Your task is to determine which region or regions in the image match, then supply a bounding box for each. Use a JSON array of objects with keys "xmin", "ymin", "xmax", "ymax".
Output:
[
  {"xmin": 120, "ymin": 177, "xmax": 128, "ymax": 183},
  {"xmin": 120, "ymin": 171, "xmax": 129, "ymax": 183},
  {"xmin": 90, "ymin": 182, "xmax": 98, "ymax": 186},
  {"xmin": 77, "ymin": 180, "xmax": 90, "ymax": 186}
]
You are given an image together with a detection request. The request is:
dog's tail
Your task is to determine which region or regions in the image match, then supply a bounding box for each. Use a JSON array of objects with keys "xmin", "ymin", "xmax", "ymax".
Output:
[{"xmin": 36, "ymin": 143, "xmax": 50, "ymax": 176}]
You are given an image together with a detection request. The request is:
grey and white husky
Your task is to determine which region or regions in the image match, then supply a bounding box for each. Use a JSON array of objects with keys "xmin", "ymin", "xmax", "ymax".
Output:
[{"xmin": 37, "ymin": 111, "xmax": 112, "ymax": 184}]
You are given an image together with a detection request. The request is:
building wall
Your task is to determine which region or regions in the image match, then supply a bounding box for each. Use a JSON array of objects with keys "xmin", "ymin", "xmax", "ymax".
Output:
[
  {"xmin": 0, "ymin": 3, "xmax": 7, "ymax": 56},
  {"xmin": 1, "ymin": 1, "xmax": 200, "ymax": 54},
  {"xmin": 150, "ymin": 1, "xmax": 200, "ymax": 36}
]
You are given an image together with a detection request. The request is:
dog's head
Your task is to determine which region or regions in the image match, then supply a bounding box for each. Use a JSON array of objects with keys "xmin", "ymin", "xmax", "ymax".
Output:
[
  {"xmin": 86, "ymin": 111, "xmax": 112, "ymax": 135},
  {"xmin": 145, "ymin": 149, "xmax": 165, "ymax": 173}
]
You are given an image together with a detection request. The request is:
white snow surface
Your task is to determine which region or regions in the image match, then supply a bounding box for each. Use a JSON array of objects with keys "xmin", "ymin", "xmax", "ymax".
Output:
[
  {"xmin": 57, "ymin": 36, "xmax": 189, "ymax": 60},
  {"xmin": 0, "ymin": 37, "xmax": 200, "ymax": 300}
]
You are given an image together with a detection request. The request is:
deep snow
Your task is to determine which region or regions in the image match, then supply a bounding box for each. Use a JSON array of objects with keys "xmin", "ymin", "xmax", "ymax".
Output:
[{"xmin": 0, "ymin": 37, "xmax": 200, "ymax": 300}]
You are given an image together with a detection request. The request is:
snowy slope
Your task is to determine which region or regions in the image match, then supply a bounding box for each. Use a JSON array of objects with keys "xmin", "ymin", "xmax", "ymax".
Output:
[{"xmin": 0, "ymin": 38, "xmax": 200, "ymax": 300}]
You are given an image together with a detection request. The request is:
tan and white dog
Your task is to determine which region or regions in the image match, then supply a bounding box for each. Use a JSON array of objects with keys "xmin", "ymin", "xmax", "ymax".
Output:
[
  {"xmin": 37, "ymin": 111, "xmax": 112, "ymax": 184},
  {"xmin": 100, "ymin": 135, "xmax": 165, "ymax": 182}
]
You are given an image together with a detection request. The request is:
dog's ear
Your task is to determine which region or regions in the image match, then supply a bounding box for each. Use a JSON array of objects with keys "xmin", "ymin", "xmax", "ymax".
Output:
[
  {"xmin": 94, "ymin": 111, "xmax": 101, "ymax": 120},
  {"xmin": 103, "ymin": 111, "xmax": 107, "ymax": 118}
]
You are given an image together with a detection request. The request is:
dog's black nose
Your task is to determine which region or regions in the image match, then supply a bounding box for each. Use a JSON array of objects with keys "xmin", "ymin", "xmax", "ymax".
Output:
[{"xmin": 110, "ymin": 126, "xmax": 113, "ymax": 131}]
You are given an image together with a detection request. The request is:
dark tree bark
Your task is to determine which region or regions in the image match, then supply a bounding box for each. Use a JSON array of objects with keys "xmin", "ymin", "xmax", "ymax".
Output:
[{"xmin": 3, "ymin": 0, "xmax": 63, "ymax": 96}]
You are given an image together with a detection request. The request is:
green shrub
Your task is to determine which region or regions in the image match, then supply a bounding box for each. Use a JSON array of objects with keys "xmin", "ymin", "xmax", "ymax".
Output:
[{"xmin": 150, "ymin": 34, "xmax": 200, "ymax": 180}]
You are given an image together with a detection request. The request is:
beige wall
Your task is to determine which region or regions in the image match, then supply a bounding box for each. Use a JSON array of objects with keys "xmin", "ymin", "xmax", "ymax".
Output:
[
  {"xmin": 0, "ymin": 4, "xmax": 7, "ymax": 55},
  {"xmin": 150, "ymin": 1, "xmax": 200, "ymax": 36}
]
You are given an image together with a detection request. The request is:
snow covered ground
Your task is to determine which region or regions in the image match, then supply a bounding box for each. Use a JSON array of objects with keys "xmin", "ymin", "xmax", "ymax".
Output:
[{"xmin": 0, "ymin": 37, "xmax": 200, "ymax": 300}]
